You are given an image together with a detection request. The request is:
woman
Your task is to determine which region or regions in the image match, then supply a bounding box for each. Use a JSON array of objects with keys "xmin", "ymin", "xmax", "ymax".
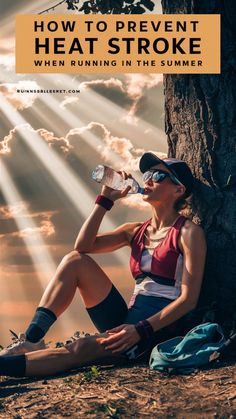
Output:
[{"xmin": 0, "ymin": 152, "xmax": 206, "ymax": 377}]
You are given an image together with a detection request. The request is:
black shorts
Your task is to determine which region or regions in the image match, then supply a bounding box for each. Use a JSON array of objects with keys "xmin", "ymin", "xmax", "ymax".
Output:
[{"xmin": 86, "ymin": 285, "xmax": 181, "ymax": 361}]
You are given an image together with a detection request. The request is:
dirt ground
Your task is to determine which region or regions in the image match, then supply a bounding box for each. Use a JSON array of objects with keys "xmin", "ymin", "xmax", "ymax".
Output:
[{"xmin": 0, "ymin": 357, "xmax": 235, "ymax": 419}]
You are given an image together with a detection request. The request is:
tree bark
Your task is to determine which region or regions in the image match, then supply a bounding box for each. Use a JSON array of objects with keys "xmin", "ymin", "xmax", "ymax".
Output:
[{"xmin": 161, "ymin": 0, "xmax": 236, "ymax": 334}]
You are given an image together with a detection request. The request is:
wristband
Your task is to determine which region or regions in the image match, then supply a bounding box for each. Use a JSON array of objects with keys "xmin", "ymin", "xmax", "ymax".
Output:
[
  {"xmin": 95, "ymin": 195, "xmax": 114, "ymax": 211},
  {"xmin": 135, "ymin": 319, "xmax": 154, "ymax": 340}
]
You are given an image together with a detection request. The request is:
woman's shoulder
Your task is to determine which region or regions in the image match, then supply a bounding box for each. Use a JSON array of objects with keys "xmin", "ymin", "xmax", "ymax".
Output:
[
  {"xmin": 180, "ymin": 219, "xmax": 206, "ymax": 249},
  {"xmin": 182, "ymin": 218, "xmax": 205, "ymax": 234},
  {"xmin": 121, "ymin": 221, "xmax": 146, "ymax": 245}
]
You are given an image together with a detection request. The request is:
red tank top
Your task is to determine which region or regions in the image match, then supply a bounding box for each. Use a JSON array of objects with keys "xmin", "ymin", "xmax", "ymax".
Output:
[{"xmin": 130, "ymin": 215, "xmax": 187, "ymax": 283}]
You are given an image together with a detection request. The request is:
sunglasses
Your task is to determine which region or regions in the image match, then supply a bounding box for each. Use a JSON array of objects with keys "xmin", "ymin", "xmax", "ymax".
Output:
[{"xmin": 142, "ymin": 169, "xmax": 183, "ymax": 186}]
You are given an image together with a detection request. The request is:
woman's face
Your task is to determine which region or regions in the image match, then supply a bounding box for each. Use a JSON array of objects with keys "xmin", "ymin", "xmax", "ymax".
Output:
[{"xmin": 142, "ymin": 163, "xmax": 185, "ymax": 206}]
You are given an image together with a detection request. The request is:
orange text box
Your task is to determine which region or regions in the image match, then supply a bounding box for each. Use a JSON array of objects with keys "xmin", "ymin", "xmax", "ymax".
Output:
[{"xmin": 15, "ymin": 14, "xmax": 220, "ymax": 74}]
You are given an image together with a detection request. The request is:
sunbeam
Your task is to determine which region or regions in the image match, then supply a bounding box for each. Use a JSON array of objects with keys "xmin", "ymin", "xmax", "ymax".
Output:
[
  {"xmin": 0, "ymin": 159, "xmax": 56, "ymax": 287},
  {"xmin": 28, "ymin": 93, "xmax": 128, "ymax": 168},
  {"xmin": 40, "ymin": 73, "xmax": 167, "ymax": 152},
  {"xmin": 0, "ymin": 94, "xmax": 131, "ymax": 266},
  {"xmin": 0, "ymin": 159, "xmax": 83, "ymax": 337}
]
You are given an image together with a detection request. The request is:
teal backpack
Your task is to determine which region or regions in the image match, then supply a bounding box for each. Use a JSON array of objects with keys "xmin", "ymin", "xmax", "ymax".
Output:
[{"xmin": 149, "ymin": 323, "xmax": 228, "ymax": 374}]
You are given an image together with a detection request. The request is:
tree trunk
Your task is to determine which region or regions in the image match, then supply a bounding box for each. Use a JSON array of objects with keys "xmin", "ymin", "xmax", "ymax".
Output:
[{"xmin": 161, "ymin": 0, "xmax": 236, "ymax": 335}]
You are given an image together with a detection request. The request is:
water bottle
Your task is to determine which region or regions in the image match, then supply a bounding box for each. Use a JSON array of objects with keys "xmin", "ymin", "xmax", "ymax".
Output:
[{"xmin": 91, "ymin": 165, "xmax": 144, "ymax": 194}]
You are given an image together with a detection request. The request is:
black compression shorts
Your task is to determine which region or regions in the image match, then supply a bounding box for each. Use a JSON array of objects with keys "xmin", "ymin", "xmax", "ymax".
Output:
[{"xmin": 86, "ymin": 284, "xmax": 180, "ymax": 361}]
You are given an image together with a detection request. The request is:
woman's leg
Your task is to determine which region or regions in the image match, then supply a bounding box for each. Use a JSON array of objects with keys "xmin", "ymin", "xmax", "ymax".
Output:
[
  {"xmin": 39, "ymin": 250, "xmax": 114, "ymax": 315},
  {"xmin": 30, "ymin": 250, "xmax": 127, "ymax": 340},
  {"xmin": 24, "ymin": 334, "xmax": 125, "ymax": 377},
  {"xmin": 0, "ymin": 334, "xmax": 125, "ymax": 377},
  {"xmin": 1, "ymin": 251, "xmax": 127, "ymax": 355}
]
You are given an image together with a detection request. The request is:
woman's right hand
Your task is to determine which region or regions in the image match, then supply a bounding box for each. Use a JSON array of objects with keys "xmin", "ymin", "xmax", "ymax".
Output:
[
  {"xmin": 101, "ymin": 185, "xmax": 131, "ymax": 201},
  {"xmin": 100, "ymin": 171, "xmax": 132, "ymax": 202}
]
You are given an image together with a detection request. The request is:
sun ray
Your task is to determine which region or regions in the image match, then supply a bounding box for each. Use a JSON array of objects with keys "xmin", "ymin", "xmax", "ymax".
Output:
[
  {"xmin": 26, "ymin": 94, "xmax": 126, "ymax": 167},
  {"xmin": 0, "ymin": 159, "xmax": 56, "ymax": 287},
  {"xmin": 40, "ymin": 73, "xmax": 167, "ymax": 152},
  {"xmin": 0, "ymin": 94, "xmax": 130, "ymax": 266},
  {"xmin": 0, "ymin": 160, "xmax": 84, "ymax": 338}
]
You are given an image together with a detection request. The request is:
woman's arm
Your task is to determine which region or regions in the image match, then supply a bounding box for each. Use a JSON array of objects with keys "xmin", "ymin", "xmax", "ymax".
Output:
[
  {"xmin": 75, "ymin": 214, "xmax": 139, "ymax": 254},
  {"xmin": 147, "ymin": 222, "xmax": 207, "ymax": 332},
  {"xmin": 74, "ymin": 183, "xmax": 140, "ymax": 253}
]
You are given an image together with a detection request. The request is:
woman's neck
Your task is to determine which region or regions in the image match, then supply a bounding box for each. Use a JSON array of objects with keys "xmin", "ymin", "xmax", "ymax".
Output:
[{"xmin": 150, "ymin": 205, "xmax": 179, "ymax": 231}]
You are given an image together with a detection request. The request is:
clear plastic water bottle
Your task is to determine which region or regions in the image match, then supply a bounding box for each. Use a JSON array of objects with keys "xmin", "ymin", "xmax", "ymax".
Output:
[{"xmin": 91, "ymin": 165, "xmax": 144, "ymax": 194}]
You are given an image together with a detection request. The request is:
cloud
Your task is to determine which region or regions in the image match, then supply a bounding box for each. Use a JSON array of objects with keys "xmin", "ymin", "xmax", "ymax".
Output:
[
  {"xmin": 56, "ymin": 75, "xmax": 164, "ymax": 132},
  {"xmin": 0, "ymin": 202, "xmax": 56, "ymax": 239},
  {"xmin": 0, "ymin": 80, "xmax": 40, "ymax": 110},
  {"xmin": 0, "ymin": 54, "xmax": 15, "ymax": 70},
  {"xmin": 0, "ymin": 123, "xmax": 167, "ymax": 213},
  {"xmin": 79, "ymin": 77, "xmax": 134, "ymax": 111},
  {"xmin": 37, "ymin": 128, "xmax": 72, "ymax": 154},
  {"xmin": 64, "ymin": 120, "xmax": 141, "ymax": 172},
  {"xmin": 0, "ymin": 124, "xmax": 71, "ymax": 156},
  {"xmin": 67, "ymin": 121, "xmax": 109, "ymax": 143},
  {"xmin": 78, "ymin": 75, "xmax": 164, "ymax": 126},
  {"xmin": 0, "ymin": 124, "xmax": 32, "ymax": 156},
  {"xmin": 123, "ymin": 74, "xmax": 163, "ymax": 123},
  {"xmin": 60, "ymin": 96, "xmax": 79, "ymax": 109},
  {"xmin": 98, "ymin": 132, "xmax": 138, "ymax": 171},
  {"xmin": 86, "ymin": 123, "xmax": 167, "ymax": 173},
  {"xmin": 0, "ymin": 202, "xmax": 57, "ymax": 275},
  {"xmin": 1, "ymin": 122, "xmax": 166, "ymax": 173},
  {"xmin": 0, "ymin": 128, "xmax": 14, "ymax": 154},
  {"xmin": 125, "ymin": 74, "xmax": 163, "ymax": 98},
  {"xmin": 17, "ymin": 218, "xmax": 55, "ymax": 239},
  {"xmin": 80, "ymin": 75, "xmax": 163, "ymax": 104},
  {"xmin": 80, "ymin": 77, "xmax": 124, "ymax": 93},
  {"xmin": 0, "ymin": 202, "xmax": 28, "ymax": 219}
]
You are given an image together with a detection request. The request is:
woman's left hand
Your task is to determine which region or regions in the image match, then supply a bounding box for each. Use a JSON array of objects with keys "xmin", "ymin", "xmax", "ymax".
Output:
[{"xmin": 98, "ymin": 324, "xmax": 140, "ymax": 353}]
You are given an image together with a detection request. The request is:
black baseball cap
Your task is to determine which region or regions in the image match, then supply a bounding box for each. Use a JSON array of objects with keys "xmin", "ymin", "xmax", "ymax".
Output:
[{"xmin": 139, "ymin": 152, "xmax": 194, "ymax": 197}]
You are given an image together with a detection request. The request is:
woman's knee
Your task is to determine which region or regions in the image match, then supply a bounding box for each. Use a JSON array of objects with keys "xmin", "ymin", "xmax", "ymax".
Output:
[{"xmin": 61, "ymin": 250, "xmax": 93, "ymax": 269}]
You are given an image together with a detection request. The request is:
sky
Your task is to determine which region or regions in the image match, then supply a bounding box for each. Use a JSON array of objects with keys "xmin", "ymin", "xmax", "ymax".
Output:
[{"xmin": 0, "ymin": 1, "xmax": 166, "ymax": 346}]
